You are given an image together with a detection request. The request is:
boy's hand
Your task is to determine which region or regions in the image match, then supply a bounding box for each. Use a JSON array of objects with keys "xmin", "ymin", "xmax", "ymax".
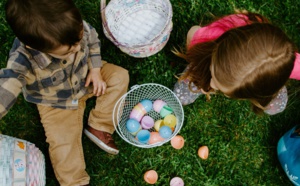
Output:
[{"xmin": 85, "ymin": 68, "xmax": 106, "ymax": 96}]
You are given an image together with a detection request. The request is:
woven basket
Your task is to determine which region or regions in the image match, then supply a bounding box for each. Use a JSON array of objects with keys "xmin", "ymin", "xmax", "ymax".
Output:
[
  {"xmin": 101, "ymin": 0, "xmax": 173, "ymax": 58},
  {"xmin": 0, "ymin": 134, "xmax": 46, "ymax": 186},
  {"xmin": 113, "ymin": 83, "xmax": 184, "ymax": 148}
]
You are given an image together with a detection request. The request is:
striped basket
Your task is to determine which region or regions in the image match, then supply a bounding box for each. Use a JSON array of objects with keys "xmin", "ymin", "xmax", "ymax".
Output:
[
  {"xmin": 0, "ymin": 134, "xmax": 46, "ymax": 186},
  {"xmin": 101, "ymin": 0, "xmax": 173, "ymax": 58}
]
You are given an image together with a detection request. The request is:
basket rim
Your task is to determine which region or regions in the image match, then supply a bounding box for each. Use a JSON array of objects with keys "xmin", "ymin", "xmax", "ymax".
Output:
[{"xmin": 112, "ymin": 83, "xmax": 184, "ymax": 148}]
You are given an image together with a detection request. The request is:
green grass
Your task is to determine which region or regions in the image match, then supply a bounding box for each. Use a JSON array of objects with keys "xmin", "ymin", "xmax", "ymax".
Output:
[{"xmin": 1, "ymin": 0, "xmax": 300, "ymax": 185}]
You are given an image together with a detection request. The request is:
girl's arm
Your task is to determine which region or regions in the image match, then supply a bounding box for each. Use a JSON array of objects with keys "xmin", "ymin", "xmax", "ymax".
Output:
[
  {"xmin": 186, "ymin": 26, "xmax": 201, "ymax": 48},
  {"xmin": 188, "ymin": 14, "xmax": 250, "ymax": 48}
]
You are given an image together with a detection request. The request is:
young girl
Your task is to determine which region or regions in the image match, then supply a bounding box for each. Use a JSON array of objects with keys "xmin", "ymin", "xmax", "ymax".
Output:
[{"xmin": 173, "ymin": 12, "xmax": 300, "ymax": 115}]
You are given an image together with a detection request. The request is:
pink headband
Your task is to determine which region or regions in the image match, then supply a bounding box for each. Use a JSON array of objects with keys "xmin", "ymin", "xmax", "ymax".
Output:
[{"xmin": 290, "ymin": 53, "xmax": 300, "ymax": 80}]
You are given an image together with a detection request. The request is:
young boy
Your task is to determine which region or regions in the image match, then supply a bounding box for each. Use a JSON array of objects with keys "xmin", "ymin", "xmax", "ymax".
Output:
[{"xmin": 2, "ymin": 0, "xmax": 129, "ymax": 185}]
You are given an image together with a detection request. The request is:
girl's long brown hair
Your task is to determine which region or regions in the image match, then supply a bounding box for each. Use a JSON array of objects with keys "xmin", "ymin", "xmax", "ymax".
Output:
[{"xmin": 176, "ymin": 13, "xmax": 296, "ymax": 114}]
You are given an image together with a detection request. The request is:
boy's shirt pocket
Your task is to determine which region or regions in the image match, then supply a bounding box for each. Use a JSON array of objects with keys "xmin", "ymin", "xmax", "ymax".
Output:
[{"xmin": 40, "ymin": 69, "xmax": 66, "ymax": 88}]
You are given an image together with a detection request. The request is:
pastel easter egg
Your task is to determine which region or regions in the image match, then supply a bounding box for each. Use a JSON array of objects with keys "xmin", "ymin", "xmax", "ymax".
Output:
[
  {"xmin": 198, "ymin": 146, "xmax": 209, "ymax": 159},
  {"xmin": 163, "ymin": 114, "xmax": 177, "ymax": 131},
  {"xmin": 126, "ymin": 119, "xmax": 141, "ymax": 136},
  {"xmin": 154, "ymin": 120, "xmax": 163, "ymax": 131},
  {"xmin": 170, "ymin": 177, "xmax": 184, "ymax": 186},
  {"xmin": 134, "ymin": 103, "xmax": 147, "ymax": 114},
  {"xmin": 160, "ymin": 105, "xmax": 173, "ymax": 118},
  {"xmin": 149, "ymin": 132, "xmax": 165, "ymax": 144},
  {"xmin": 129, "ymin": 107, "xmax": 144, "ymax": 122},
  {"xmin": 136, "ymin": 130, "xmax": 151, "ymax": 144},
  {"xmin": 144, "ymin": 170, "xmax": 158, "ymax": 184},
  {"xmin": 140, "ymin": 99, "xmax": 153, "ymax": 112},
  {"xmin": 141, "ymin": 116, "xmax": 155, "ymax": 129},
  {"xmin": 159, "ymin": 126, "xmax": 172, "ymax": 139},
  {"xmin": 153, "ymin": 99, "xmax": 167, "ymax": 113},
  {"xmin": 170, "ymin": 135, "xmax": 184, "ymax": 150}
]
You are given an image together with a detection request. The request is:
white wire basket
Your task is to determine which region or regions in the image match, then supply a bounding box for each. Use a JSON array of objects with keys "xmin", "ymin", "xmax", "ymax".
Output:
[
  {"xmin": 101, "ymin": 0, "xmax": 173, "ymax": 58},
  {"xmin": 0, "ymin": 134, "xmax": 46, "ymax": 186},
  {"xmin": 113, "ymin": 83, "xmax": 184, "ymax": 148}
]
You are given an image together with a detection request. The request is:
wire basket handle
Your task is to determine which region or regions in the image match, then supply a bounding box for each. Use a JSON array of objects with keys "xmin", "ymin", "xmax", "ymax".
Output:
[
  {"xmin": 130, "ymin": 84, "xmax": 141, "ymax": 90},
  {"xmin": 100, "ymin": 0, "xmax": 119, "ymax": 45}
]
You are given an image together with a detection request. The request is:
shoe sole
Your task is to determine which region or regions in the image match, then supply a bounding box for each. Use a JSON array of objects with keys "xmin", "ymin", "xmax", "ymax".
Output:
[{"xmin": 84, "ymin": 129, "xmax": 119, "ymax": 155}]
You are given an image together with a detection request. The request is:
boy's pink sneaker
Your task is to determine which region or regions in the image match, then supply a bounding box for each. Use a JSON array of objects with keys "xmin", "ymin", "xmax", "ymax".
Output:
[{"xmin": 84, "ymin": 126, "xmax": 119, "ymax": 155}]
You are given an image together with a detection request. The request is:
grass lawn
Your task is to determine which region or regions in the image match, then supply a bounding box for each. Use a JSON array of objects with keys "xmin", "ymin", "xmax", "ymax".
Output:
[{"xmin": 1, "ymin": 0, "xmax": 300, "ymax": 185}]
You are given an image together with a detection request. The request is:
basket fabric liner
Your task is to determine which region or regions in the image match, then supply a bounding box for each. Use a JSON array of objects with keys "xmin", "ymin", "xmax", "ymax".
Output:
[
  {"xmin": 101, "ymin": 0, "xmax": 173, "ymax": 57},
  {"xmin": 0, "ymin": 134, "xmax": 45, "ymax": 186}
]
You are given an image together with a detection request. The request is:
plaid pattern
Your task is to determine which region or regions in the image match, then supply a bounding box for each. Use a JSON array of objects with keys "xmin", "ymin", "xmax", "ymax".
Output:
[{"xmin": 0, "ymin": 21, "xmax": 102, "ymax": 118}]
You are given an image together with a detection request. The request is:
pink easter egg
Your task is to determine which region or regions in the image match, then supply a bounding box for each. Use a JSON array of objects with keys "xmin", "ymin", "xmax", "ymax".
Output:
[
  {"xmin": 153, "ymin": 99, "xmax": 167, "ymax": 113},
  {"xmin": 149, "ymin": 132, "xmax": 165, "ymax": 144},
  {"xmin": 129, "ymin": 108, "xmax": 144, "ymax": 122},
  {"xmin": 171, "ymin": 135, "xmax": 185, "ymax": 150},
  {"xmin": 141, "ymin": 116, "xmax": 155, "ymax": 129},
  {"xmin": 144, "ymin": 170, "xmax": 158, "ymax": 184},
  {"xmin": 198, "ymin": 146, "xmax": 209, "ymax": 160},
  {"xmin": 170, "ymin": 177, "xmax": 184, "ymax": 186}
]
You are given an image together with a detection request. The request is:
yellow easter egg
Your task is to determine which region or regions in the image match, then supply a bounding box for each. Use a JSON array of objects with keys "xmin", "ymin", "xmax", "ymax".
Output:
[
  {"xmin": 198, "ymin": 146, "xmax": 209, "ymax": 159},
  {"xmin": 154, "ymin": 120, "xmax": 163, "ymax": 131},
  {"xmin": 163, "ymin": 114, "xmax": 177, "ymax": 131}
]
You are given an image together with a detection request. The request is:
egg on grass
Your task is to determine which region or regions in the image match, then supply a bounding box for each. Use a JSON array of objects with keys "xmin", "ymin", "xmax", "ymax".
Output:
[
  {"xmin": 144, "ymin": 170, "xmax": 158, "ymax": 184},
  {"xmin": 198, "ymin": 146, "xmax": 209, "ymax": 159},
  {"xmin": 170, "ymin": 177, "xmax": 184, "ymax": 186},
  {"xmin": 170, "ymin": 135, "xmax": 184, "ymax": 149}
]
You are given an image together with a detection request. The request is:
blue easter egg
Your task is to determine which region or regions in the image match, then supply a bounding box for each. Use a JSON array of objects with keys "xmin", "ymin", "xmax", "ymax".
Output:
[
  {"xmin": 126, "ymin": 119, "xmax": 141, "ymax": 136},
  {"xmin": 159, "ymin": 126, "xmax": 172, "ymax": 139},
  {"xmin": 136, "ymin": 130, "xmax": 151, "ymax": 144},
  {"xmin": 140, "ymin": 99, "xmax": 153, "ymax": 113}
]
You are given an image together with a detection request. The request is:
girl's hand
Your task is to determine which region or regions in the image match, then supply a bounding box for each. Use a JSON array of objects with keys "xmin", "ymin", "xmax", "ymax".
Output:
[{"xmin": 85, "ymin": 68, "xmax": 106, "ymax": 96}]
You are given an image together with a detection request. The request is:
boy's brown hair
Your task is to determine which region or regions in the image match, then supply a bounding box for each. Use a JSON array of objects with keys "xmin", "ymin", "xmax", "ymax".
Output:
[{"xmin": 5, "ymin": 0, "xmax": 83, "ymax": 52}]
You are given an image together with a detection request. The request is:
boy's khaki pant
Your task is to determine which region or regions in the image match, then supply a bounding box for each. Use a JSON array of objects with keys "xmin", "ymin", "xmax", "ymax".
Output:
[{"xmin": 37, "ymin": 63, "xmax": 129, "ymax": 186}]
